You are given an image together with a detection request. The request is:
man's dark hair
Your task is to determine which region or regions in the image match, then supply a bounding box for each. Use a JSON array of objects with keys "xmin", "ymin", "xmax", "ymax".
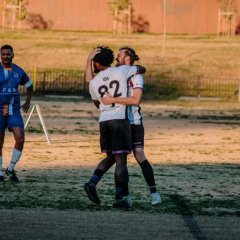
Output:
[
  {"xmin": 119, "ymin": 46, "xmax": 139, "ymax": 61},
  {"xmin": 93, "ymin": 45, "xmax": 114, "ymax": 66},
  {"xmin": 1, "ymin": 45, "xmax": 13, "ymax": 52}
]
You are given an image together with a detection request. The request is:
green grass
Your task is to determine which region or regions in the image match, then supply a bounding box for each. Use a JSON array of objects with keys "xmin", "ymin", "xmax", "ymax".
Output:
[
  {"xmin": 2, "ymin": 29, "xmax": 239, "ymax": 99},
  {"xmin": 0, "ymin": 164, "xmax": 239, "ymax": 216},
  {"xmin": 25, "ymin": 126, "xmax": 44, "ymax": 133},
  {"xmin": 1, "ymin": 29, "xmax": 239, "ymax": 74}
]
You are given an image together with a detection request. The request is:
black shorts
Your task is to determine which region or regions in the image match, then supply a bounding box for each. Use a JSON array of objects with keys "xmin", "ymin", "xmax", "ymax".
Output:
[
  {"xmin": 131, "ymin": 124, "xmax": 144, "ymax": 149},
  {"xmin": 100, "ymin": 119, "xmax": 132, "ymax": 154}
]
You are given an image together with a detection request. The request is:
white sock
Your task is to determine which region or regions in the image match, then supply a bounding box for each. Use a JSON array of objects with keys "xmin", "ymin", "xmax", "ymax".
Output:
[
  {"xmin": 8, "ymin": 148, "xmax": 22, "ymax": 171},
  {"xmin": 0, "ymin": 155, "xmax": 3, "ymax": 176}
]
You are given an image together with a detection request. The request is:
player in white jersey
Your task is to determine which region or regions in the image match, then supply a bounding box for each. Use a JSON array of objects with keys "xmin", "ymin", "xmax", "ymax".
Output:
[
  {"xmin": 102, "ymin": 47, "xmax": 161, "ymax": 205},
  {"xmin": 84, "ymin": 46, "xmax": 146, "ymax": 208}
]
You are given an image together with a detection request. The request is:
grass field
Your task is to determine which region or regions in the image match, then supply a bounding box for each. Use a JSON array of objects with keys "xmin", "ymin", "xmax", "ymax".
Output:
[
  {"xmin": 0, "ymin": 99, "xmax": 239, "ymax": 217},
  {"xmin": 0, "ymin": 30, "xmax": 240, "ymax": 239},
  {"xmin": 0, "ymin": 29, "xmax": 240, "ymax": 78}
]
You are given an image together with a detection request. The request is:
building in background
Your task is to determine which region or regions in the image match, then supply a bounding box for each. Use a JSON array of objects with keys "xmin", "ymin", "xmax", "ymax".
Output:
[{"xmin": 0, "ymin": 0, "xmax": 239, "ymax": 35}]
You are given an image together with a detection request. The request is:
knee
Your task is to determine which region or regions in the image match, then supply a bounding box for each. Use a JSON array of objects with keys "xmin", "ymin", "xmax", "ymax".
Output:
[
  {"xmin": 106, "ymin": 154, "xmax": 115, "ymax": 164},
  {"xmin": 97, "ymin": 154, "xmax": 115, "ymax": 172},
  {"xmin": 15, "ymin": 136, "xmax": 25, "ymax": 148},
  {"xmin": 133, "ymin": 148, "xmax": 146, "ymax": 163}
]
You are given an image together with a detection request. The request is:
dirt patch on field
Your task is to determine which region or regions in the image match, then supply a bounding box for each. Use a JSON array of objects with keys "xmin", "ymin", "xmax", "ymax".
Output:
[
  {"xmin": 16, "ymin": 99, "xmax": 240, "ymax": 166},
  {"xmin": 1, "ymin": 99, "xmax": 240, "ymax": 239}
]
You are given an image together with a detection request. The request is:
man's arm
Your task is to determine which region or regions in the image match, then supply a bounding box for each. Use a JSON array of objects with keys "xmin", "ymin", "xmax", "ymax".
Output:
[
  {"xmin": 93, "ymin": 100, "xmax": 100, "ymax": 109},
  {"xmin": 135, "ymin": 65, "xmax": 146, "ymax": 74},
  {"xmin": 21, "ymin": 85, "xmax": 33, "ymax": 113},
  {"xmin": 85, "ymin": 48, "xmax": 101, "ymax": 82},
  {"xmin": 102, "ymin": 88, "xmax": 142, "ymax": 106}
]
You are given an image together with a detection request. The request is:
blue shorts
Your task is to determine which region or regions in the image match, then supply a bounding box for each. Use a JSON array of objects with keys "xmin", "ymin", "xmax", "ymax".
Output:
[{"xmin": 0, "ymin": 115, "xmax": 24, "ymax": 132}]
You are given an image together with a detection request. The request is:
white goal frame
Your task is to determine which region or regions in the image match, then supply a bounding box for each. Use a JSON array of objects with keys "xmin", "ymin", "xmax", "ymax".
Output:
[{"xmin": 24, "ymin": 104, "xmax": 51, "ymax": 144}]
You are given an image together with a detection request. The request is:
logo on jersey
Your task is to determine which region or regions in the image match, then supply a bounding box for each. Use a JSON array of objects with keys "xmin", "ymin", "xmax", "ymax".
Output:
[
  {"xmin": 1, "ymin": 87, "xmax": 17, "ymax": 94},
  {"xmin": 103, "ymin": 77, "xmax": 109, "ymax": 82}
]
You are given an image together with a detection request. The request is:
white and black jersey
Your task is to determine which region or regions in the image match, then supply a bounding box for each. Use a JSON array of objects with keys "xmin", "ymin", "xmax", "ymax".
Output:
[
  {"xmin": 127, "ymin": 74, "xmax": 144, "ymax": 125},
  {"xmin": 89, "ymin": 65, "xmax": 138, "ymax": 122}
]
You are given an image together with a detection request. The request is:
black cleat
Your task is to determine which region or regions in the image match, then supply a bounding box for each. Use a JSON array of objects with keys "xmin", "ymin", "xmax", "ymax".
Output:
[
  {"xmin": 5, "ymin": 168, "xmax": 19, "ymax": 182},
  {"xmin": 0, "ymin": 175, "xmax": 4, "ymax": 182},
  {"xmin": 113, "ymin": 195, "xmax": 132, "ymax": 209},
  {"xmin": 84, "ymin": 182, "xmax": 100, "ymax": 204}
]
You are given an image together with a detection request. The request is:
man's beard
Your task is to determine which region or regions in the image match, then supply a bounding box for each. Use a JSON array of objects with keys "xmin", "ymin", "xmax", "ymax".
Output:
[{"xmin": 94, "ymin": 66, "xmax": 100, "ymax": 73}]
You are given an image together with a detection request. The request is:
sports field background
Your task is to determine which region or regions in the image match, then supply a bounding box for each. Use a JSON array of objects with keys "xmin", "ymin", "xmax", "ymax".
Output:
[
  {"xmin": 0, "ymin": 30, "xmax": 240, "ymax": 239},
  {"xmin": 1, "ymin": 29, "xmax": 240, "ymax": 100},
  {"xmin": 1, "ymin": 99, "xmax": 239, "ymax": 215},
  {"xmin": 0, "ymin": 29, "xmax": 239, "ymax": 77}
]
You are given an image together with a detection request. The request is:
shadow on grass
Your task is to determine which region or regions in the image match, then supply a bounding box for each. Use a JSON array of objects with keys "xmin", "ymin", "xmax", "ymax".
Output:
[
  {"xmin": 170, "ymin": 194, "xmax": 207, "ymax": 240},
  {"xmin": 0, "ymin": 164, "xmax": 239, "ymax": 217}
]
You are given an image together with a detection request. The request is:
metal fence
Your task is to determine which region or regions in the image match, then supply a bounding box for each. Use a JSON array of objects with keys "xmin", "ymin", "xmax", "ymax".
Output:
[
  {"xmin": 144, "ymin": 72, "xmax": 240, "ymax": 100},
  {"xmin": 20, "ymin": 69, "xmax": 240, "ymax": 100}
]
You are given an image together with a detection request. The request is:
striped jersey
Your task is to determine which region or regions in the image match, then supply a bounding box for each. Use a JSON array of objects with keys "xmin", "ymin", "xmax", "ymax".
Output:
[
  {"xmin": 127, "ymin": 74, "xmax": 144, "ymax": 125},
  {"xmin": 0, "ymin": 63, "xmax": 32, "ymax": 116},
  {"xmin": 89, "ymin": 65, "xmax": 138, "ymax": 122}
]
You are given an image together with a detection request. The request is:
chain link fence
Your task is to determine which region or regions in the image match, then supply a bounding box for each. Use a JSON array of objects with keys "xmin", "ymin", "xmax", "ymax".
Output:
[
  {"xmin": 20, "ymin": 69, "xmax": 240, "ymax": 101},
  {"xmin": 144, "ymin": 72, "xmax": 239, "ymax": 100}
]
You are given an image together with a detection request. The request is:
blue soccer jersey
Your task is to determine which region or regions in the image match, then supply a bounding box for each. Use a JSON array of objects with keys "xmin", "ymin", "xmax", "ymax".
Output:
[{"xmin": 0, "ymin": 63, "xmax": 32, "ymax": 116}]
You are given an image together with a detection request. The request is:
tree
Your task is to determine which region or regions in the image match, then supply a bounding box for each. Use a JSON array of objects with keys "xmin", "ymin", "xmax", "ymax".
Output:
[
  {"xmin": 217, "ymin": 0, "xmax": 238, "ymax": 36},
  {"xmin": 1, "ymin": 0, "xmax": 28, "ymax": 30},
  {"xmin": 109, "ymin": 0, "xmax": 133, "ymax": 34}
]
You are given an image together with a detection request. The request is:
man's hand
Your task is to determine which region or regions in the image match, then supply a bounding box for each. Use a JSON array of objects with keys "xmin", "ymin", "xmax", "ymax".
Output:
[
  {"xmin": 21, "ymin": 101, "xmax": 31, "ymax": 113},
  {"xmin": 101, "ymin": 92, "xmax": 115, "ymax": 105},
  {"xmin": 85, "ymin": 48, "xmax": 101, "ymax": 82},
  {"xmin": 88, "ymin": 48, "xmax": 101, "ymax": 61}
]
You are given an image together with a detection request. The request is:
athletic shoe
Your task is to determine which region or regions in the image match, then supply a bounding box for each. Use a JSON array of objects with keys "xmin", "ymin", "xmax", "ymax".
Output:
[
  {"xmin": 0, "ymin": 175, "xmax": 4, "ymax": 182},
  {"xmin": 113, "ymin": 195, "xmax": 132, "ymax": 208},
  {"xmin": 5, "ymin": 168, "xmax": 19, "ymax": 182},
  {"xmin": 84, "ymin": 182, "xmax": 100, "ymax": 204},
  {"xmin": 151, "ymin": 192, "xmax": 162, "ymax": 205}
]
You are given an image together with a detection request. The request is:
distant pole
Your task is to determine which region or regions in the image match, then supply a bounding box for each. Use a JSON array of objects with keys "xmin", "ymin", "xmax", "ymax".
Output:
[
  {"xmin": 18, "ymin": 0, "xmax": 22, "ymax": 30},
  {"xmin": 238, "ymin": 74, "xmax": 240, "ymax": 102},
  {"xmin": 227, "ymin": 0, "xmax": 230, "ymax": 36},
  {"xmin": 217, "ymin": 8, "xmax": 221, "ymax": 37},
  {"xmin": 161, "ymin": 0, "xmax": 167, "ymax": 58},
  {"xmin": 11, "ymin": 7, "xmax": 16, "ymax": 30},
  {"xmin": 113, "ymin": 4, "xmax": 117, "ymax": 33},
  {"xmin": 33, "ymin": 66, "xmax": 37, "ymax": 92},
  {"xmin": 2, "ymin": 0, "xmax": 6, "ymax": 28},
  {"xmin": 127, "ymin": 4, "xmax": 132, "ymax": 34}
]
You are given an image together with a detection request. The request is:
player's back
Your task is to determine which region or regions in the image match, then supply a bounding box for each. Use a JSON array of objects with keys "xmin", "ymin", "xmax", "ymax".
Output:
[{"xmin": 89, "ymin": 65, "xmax": 138, "ymax": 122}]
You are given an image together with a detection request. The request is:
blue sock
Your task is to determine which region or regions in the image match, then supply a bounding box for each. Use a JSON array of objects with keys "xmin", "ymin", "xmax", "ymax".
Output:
[
  {"xmin": 89, "ymin": 169, "xmax": 104, "ymax": 186},
  {"xmin": 8, "ymin": 148, "xmax": 22, "ymax": 171}
]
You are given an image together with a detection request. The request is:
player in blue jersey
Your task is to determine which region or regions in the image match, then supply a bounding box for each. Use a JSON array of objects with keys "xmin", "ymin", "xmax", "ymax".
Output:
[{"xmin": 0, "ymin": 45, "xmax": 33, "ymax": 182}]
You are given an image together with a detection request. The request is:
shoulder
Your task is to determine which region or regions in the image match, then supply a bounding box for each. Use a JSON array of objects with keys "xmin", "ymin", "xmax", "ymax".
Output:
[
  {"xmin": 116, "ymin": 65, "xmax": 136, "ymax": 71},
  {"xmin": 12, "ymin": 63, "xmax": 26, "ymax": 74},
  {"xmin": 131, "ymin": 74, "xmax": 144, "ymax": 88},
  {"xmin": 89, "ymin": 76, "xmax": 99, "ymax": 88},
  {"xmin": 132, "ymin": 74, "xmax": 144, "ymax": 82}
]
